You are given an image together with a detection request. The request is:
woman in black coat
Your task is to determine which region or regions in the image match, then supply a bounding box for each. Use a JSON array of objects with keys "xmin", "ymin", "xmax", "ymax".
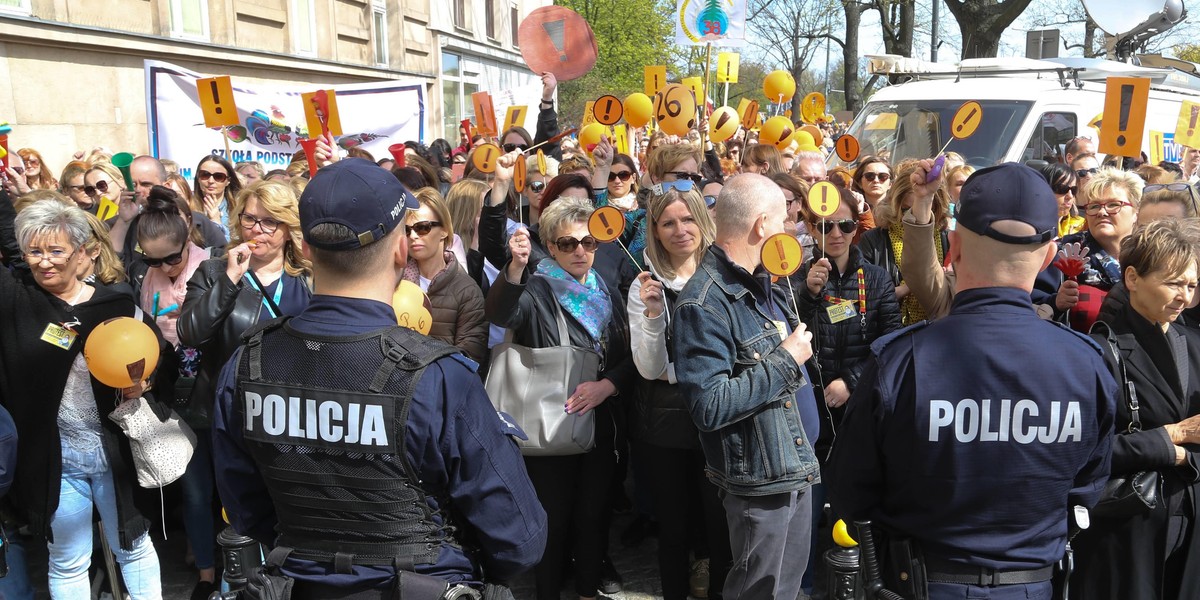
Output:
[
  {"xmin": 791, "ymin": 186, "xmax": 902, "ymax": 463},
  {"xmin": 1071, "ymin": 219, "xmax": 1200, "ymax": 599},
  {"xmin": 486, "ymin": 196, "xmax": 635, "ymax": 600}
]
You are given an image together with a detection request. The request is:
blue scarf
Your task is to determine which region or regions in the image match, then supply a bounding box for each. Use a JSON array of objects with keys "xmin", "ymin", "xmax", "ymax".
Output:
[{"xmin": 535, "ymin": 259, "xmax": 612, "ymax": 344}]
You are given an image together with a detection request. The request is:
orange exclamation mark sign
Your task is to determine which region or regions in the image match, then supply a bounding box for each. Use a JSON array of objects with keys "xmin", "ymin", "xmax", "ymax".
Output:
[{"xmin": 775, "ymin": 237, "xmax": 788, "ymax": 271}]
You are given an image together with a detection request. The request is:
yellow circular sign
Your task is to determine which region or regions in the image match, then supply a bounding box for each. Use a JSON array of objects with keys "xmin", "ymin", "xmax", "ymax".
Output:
[
  {"xmin": 806, "ymin": 181, "xmax": 841, "ymax": 218},
  {"xmin": 471, "ymin": 143, "xmax": 501, "ymax": 174},
  {"xmin": 951, "ymin": 100, "xmax": 983, "ymax": 140},
  {"xmin": 761, "ymin": 233, "xmax": 804, "ymax": 277},
  {"xmin": 588, "ymin": 206, "xmax": 625, "ymax": 242}
]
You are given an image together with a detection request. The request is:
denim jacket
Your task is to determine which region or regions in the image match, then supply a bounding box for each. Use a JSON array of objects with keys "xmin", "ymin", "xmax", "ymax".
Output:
[{"xmin": 671, "ymin": 246, "xmax": 821, "ymax": 496}]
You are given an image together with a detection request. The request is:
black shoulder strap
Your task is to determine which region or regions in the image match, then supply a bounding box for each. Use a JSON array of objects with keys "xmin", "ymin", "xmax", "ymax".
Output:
[
  {"xmin": 1089, "ymin": 321, "xmax": 1140, "ymax": 432},
  {"xmin": 245, "ymin": 317, "xmax": 291, "ymax": 382},
  {"xmin": 369, "ymin": 327, "xmax": 460, "ymax": 394}
]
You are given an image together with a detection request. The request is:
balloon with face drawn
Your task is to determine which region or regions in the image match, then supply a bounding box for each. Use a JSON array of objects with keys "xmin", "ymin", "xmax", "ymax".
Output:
[
  {"xmin": 709, "ymin": 106, "xmax": 740, "ymax": 143},
  {"xmin": 760, "ymin": 116, "xmax": 796, "ymax": 150},
  {"xmin": 653, "ymin": 84, "xmax": 697, "ymax": 136}
]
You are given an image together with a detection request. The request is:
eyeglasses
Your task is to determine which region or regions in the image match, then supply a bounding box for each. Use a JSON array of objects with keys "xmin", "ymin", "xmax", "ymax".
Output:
[
  {"xmin": 1143, "ymin": 182, "xmax": 1195, "ymax": 194},
  {"xmin": 1051, "ymin": 182, "xmax": 1078, "ymax": 196},
  {"xmin": 704, "ymin": 195, "xmax": 717, "ymax": 208},
  {"xmin": 239, "ymin": 212, "xmax": 281, "ymax": 234},
  {"xmin": 783, "ymin": 194, "xmax": 798, "ymax": 206},
  {"xmin": 502, "ymin": 143, "xmax": 529, "ymax": 153},
  {"xmin": 729, "ymin": 149, "xmax": 740, "ymax": 155},
  {"xmin": 198, "ymin": 170, "xmax": 230, "ymax": 183},
  {"xmin": 553, "ymin": 235, "xmax": 599, "ymax": 253},
  {"xmin": 608, "ymin": 171, "xmax": 634, "ymax": 182},
  {"xmin": 24, "ymin": 247, "xmax": 77, "ymax": 265},
  {"xmin": 799, "ymin": 175, "xmax": 826, "ymax": 185},
  {"xmin": 1083, "ymin": 201, "xmax": 1134, "ymax": 216},
  {"xmin": 1075, "ymin": 168, "xmax": 1098, "ymax": 179},
  {"xmin": 84, "ymin": 180, "xmax": 113, "ymax": 197},
  {"xmin": 406, "ymin": 220, "xmax": 442, "ymax": 236},
  {"xmin": 25, "ymin": 159, "xmax": 39, "ymax": 166},
  {"xmin": 666, "ymin": 171, "xmax": 703, "ymax": 185},
  {"xmin": 529, "ymin": 180, "xmax": 546, "ymax": 193},
  {"xmin": 862, "ymin": 172, "xmax": 890, "ymax": 183},
  {"xmin": 816, "ymin": 219, "xmax": 857, "ymax": 234},
  {"xmin": 143, "ymin": 243, "xmax": 187, "ymax": 268},
  {"xmin": 65, "ymin": 184, "xmax": 86, "ymax": 194}
]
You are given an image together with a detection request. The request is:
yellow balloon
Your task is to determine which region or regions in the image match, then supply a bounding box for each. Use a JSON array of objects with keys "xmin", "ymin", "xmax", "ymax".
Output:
[
  {"xmin": 579, "ymin": 123, "xmax": 607, "ymax": 155},
  {"xmin": 84, "ymin": 317, "xmax": 160, "ymax": 389},
  {"xmin": 623, "ymin": 93, "xmax": 653, "ymax": 128},
  {"xmin": 400, "ymin": 305, "xmax": 433, "ymax": 335},
  {"xmin": 763, "ymin": 70, "xmax": 797, "ymax": 103},
  {"xmin": 760, "ymin": 116, "xmax": 796, "ymax": 150},
  {"xmin": 393, "ymin": 280, "xmax": 431, "ymax": 330},
  {"xmin": 708, "ymin": 106, "xmax": 740, "ymax": 143},
  {"xmin": 653, "ymin": 83, "xmax": 698, "ymax": 136},
  {"xmin": 793, "ymin": 130, "xmax": 820, "ymax": 153},
  {"xmin": 832, "ymin": 519, "xmax": 858, "ymax": 548}
]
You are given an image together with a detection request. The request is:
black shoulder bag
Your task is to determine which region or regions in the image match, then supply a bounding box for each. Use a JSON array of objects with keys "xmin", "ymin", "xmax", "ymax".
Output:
[{"xmin": 1089, "ymin": 322, "xmax": 1161, "ymax": 519}]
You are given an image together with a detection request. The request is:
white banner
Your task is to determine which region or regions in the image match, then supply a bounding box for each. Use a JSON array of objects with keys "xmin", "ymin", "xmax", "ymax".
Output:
[
  {"xmin": 144, "ymin": 60, "xmax": 425, "ymax": 179},
  {"xmin": 675, "ymin": 0, "xmax": 747, "ymax": 47}
]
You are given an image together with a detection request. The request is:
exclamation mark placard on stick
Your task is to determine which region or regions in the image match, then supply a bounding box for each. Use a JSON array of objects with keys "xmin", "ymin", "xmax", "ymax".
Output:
[
  {"xmin": 644, "ymin": 66, "xmax": 667, "ymax": 97},
  {"xmin": 716, "ymin": 53, "xmax": 740, "ymax": 84},
  {"xmin": 1099, "ymin": 76, "xmax": 1150, "ymax": 158},
  {"xmin": 1175, "ymin": 100, "xmax": 1200, "ymax": 149},
  {"xmin": 197, "ymin": 76, "xmax": 239, "ymax": 128},
  {"xmin": 807, "ymin": 181, "xmax": 841, "ymax": 218},
  {"xmin": 588, "ymin": 206, "xmax": 624, "ymax": 242},
  {"xmin": 471, "ymin": 91, "xmax": 498, "ymax": 137},
  {"xmin": 302, "ymin": 89, "xmax": 343, "ymax": 137},
  {"xmin": 517, "ymin": 6, "xmax": 598, "ymax": 82},
  {"xmin": 503, "ymin": 105, "xmax": 528, "ymax": 133}
]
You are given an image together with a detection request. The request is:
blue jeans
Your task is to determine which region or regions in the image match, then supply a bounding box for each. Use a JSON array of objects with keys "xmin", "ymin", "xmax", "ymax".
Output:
[
  {"xmin": 180, "ymin": 431, "xmax": 215, "ymax": 570},
  {"xmin": 48, "ymin": 462, "xmax": 161, "ymax": 599},
  {"xmin": 722, "ymin": 489, "xmax": 812, "ymax": 600},
  {"xmin": 0, "ymin": 522, "xmax": 34, "ymax": 599}
]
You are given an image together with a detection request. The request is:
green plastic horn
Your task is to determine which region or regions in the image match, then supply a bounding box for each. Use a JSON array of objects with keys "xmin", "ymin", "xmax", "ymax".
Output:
[{"xmin": 111, "ymin": 152, "xmax": 135, "ymax": 191}]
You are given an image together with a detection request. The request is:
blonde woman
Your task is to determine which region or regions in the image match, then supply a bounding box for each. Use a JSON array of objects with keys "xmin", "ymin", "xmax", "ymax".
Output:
[
  {"xmin": 858, "ymin": 159, "xmax": 951, "ymax": 325},
  {"xmin": 18, "ymin": 148, "xmax": 57, "ymax": 191},
  {"xmin": 627, "ymin": 186, "xmax": 730, "ymax": 600},
  {"xmin": 445, "ymin": 178, "xmax": 491, "ymax": 286},
  {"xmin": 401, "ymin": 188, "xmax": 488, "ymax": 361}
]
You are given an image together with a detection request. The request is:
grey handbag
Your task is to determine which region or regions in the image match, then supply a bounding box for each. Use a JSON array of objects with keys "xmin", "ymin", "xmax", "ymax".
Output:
[{"xmin": 485, "ymin": 304, "xmax": 600, "ymax": 456}]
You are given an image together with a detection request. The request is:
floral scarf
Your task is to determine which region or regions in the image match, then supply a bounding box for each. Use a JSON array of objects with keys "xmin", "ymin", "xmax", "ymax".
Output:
[{"xmin": 535, "ymin": 258, "xmax": 612, "ymax": 344}]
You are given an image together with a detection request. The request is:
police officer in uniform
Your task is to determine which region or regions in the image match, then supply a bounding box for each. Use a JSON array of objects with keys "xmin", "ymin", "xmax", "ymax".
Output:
[
  {"xmin": 213, "ymin": 158, "xmax": 547, "ymax": 599},
  {"xmin": 828, "ymin": 162, "xmax": 1117, "ymax": 599}
]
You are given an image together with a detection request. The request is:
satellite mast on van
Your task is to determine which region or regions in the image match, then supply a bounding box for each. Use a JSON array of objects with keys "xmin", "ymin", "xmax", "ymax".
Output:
[{"xmin": 1082, "ymin": 0, "xmax": 1186, "ymax": 63}]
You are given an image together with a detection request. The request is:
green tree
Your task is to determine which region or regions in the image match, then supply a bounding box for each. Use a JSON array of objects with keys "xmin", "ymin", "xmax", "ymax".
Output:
[
  {"xmin": 1177, "ymin": 43, "xmax": 1200, "ymax": 64},
  {"xmin": 557, "ymin": 0, "xmax": 681, "ymax": 126}
]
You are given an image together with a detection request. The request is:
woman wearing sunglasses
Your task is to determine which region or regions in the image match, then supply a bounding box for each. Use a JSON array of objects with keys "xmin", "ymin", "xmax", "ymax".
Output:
[
  {"xmin": 18, "ymin": 148, "xmax": 57, "ymax": 191},
  {"xmin": 1035, "ymin": 162, "xmax": 1085, "ymax": 238},
  {"xmin": 1033, "ymin": 167, "xmax": 1143, "ymax": 332},
  {"xmin": 402, "ymin": 187, "xmax": 488, "ymax": 362},
  {"xmin": 859, "ymin": 159, "xmax": 951, "ymax": 325},
  {"xmin": 190, "ymin": 155, "xmax": 242, "ymax": 236},
  {"xmin": 487, "ymin": 195, "xmax": 635, "ymax": 600},
  {"xmin": 851, "ymin": 155, "xmax": 893, "ymax": 212},
  {"xmin": 132, "ymin": 186, "xmax": 225, "ymax": 599},
  {"xmin": 740, "ymin": 143, "xmax": 783, "ymax": 175},
  {"xmin": 83, "ymin": 163, "xmax": 127, "ymax": 214},
  {"xmin": 626, "ymin": 186, "xmax": 730, "ymax": 600},
  {"xmin": 606, "ymin": 154, "xmax": 639, "ymax": 212},
  {"xmin": 1138, "ymin": 183, "xmax": 1199, "ymax": 223},
  {"xmin": 791, "ymin": 182, "xmax": 900, "ymax": 512}
]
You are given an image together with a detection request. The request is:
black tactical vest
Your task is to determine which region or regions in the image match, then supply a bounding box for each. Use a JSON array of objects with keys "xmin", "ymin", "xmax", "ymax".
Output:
[{"xmin": 235, "ymin": 319, "xmax": 459, "ymax": 567}]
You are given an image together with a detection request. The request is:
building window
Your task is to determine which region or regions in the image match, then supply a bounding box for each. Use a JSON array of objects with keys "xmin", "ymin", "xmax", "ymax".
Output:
[
  {"xmin": 169, "ymin": 0, "xmax": 209, "ymax": 40},
  {"xmin": 510, "ymin": 5, "xmax": 519, "ymax": 47},
  {"xmin": 485, "ymin": 0, "xmax": 496, "ymax": 40},
  {"xmin": 372, "ymin": 0, "xmax": 388, "ymax": 66},
  {"xmin": 0, "ymin": 0, "xmax": 31, "ymax": 16},
  {"xmin": 292, "ymin": 0, "xmax": 317, "ymax": 56},
  {"xmin": 452, "ymin": 0, "xmax": 466, "ymax": 29},
  {"xmin": 442, "ymin": 52, "xmax": 481, "ymax": 142}
]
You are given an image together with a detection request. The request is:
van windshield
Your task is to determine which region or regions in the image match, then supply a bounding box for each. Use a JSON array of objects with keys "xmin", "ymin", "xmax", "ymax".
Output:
[{"xmin": 833, "ymin": 100, "xmax": 1033, "ymax": 169}]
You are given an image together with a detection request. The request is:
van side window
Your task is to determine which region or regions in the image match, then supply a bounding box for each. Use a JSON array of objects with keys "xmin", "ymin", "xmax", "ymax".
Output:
[{"xmin": 1022, "ymin": 112, "xmax": 1078, "ymax": 163}]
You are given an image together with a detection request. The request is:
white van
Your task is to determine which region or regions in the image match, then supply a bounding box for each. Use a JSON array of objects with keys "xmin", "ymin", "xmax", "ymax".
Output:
[{"xmin": 828, "ymin": 54, "xmax": 1200, "ymax": 169}]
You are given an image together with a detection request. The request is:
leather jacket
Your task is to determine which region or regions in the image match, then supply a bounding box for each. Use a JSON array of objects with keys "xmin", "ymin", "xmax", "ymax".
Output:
[{"xmin": 177, "ymin": 258, "xmax": 312, "ymax": 420}]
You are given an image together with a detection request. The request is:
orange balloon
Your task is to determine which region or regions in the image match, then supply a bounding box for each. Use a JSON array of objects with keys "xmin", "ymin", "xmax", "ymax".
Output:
[
  {"xmin": 84, "ymin": 317, "xmax": 160, "ymax": 389},
  {"xmin": 623, "ymin": 93, "xmax": 654, "ymax": 128},
  {"xmin": 393, "ymin": 280, "xmax": 432, "ymax": 331},
  {"xmin": 760, "ymin": 116, "xmax": 796, "ymax": 150},
  {"xmin": 709, "ymin": 106, "xmax": 740, "ymax": 143},
  {"xmin": 653, "ymin": 84, "xmax": 698, "ymax": 136}
]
